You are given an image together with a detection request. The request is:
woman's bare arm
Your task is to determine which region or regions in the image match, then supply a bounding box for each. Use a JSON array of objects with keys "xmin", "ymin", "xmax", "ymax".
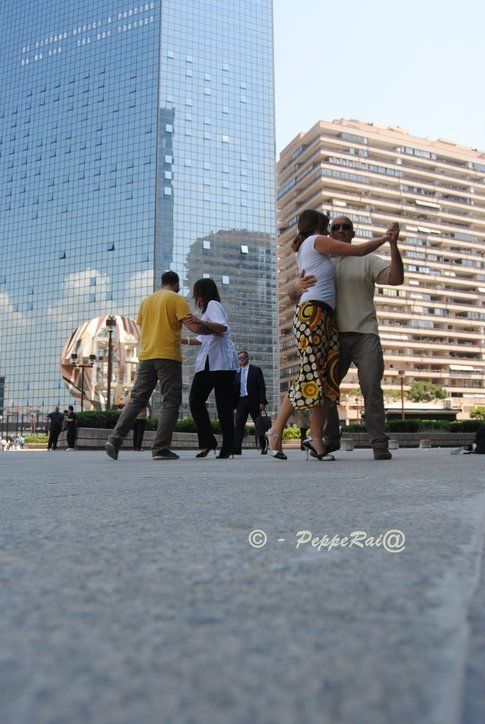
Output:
[
  {"xmin": 314, "ymin": 223, "xmax": 398, "ymax": 257},
  {"xmin": 181, "ymin": 336, "xmax": 202, "ymax": 346},
  {"xmin": 183, "ymin": 314, "xmax": 226, "ymax": 336}
]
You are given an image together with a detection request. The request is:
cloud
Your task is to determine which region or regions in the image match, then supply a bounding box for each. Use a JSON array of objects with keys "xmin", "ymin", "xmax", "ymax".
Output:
[
  {"xmin": 125, "ymin": 269, "xmax": 153, "ymax": 306},
  {"xmin": 0, "ymin": 291, "xmax": 28, "ymax": 359},
  {"xmin": 62, "ymin": 268, "xmax": 111, "ymax": 298}
]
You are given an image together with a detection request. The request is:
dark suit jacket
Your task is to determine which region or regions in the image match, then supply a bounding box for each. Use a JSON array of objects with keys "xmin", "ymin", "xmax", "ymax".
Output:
[{"xmin": 235, "ymin": 364, "xmax": 268, "ymax": 408}]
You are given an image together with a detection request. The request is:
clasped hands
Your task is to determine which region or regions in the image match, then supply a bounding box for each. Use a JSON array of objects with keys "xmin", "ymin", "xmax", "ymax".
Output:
[{"xmin": 295, "ymin": 222, "xmax": 400, "ymax": 296}]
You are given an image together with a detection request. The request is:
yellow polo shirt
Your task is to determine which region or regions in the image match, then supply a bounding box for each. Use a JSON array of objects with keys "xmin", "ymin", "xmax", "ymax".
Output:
[{"xmin": 137, "ymin": 290, "xmax": 190, "ymax": 362}]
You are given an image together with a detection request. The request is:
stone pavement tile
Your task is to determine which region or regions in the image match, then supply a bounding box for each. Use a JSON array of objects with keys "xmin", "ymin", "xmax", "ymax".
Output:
[
  {"xmin": 461, "ymin": 529, "xmax": 485, "ymax": 724},
  {"xmin": 0, "ymin": 449, "xmax": 484, "ymax": 724}
]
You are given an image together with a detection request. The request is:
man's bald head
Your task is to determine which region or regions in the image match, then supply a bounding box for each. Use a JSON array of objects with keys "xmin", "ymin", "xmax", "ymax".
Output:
[{"xmin": 330, "ymin": 216, "xmax": 355, "ymax": 244}]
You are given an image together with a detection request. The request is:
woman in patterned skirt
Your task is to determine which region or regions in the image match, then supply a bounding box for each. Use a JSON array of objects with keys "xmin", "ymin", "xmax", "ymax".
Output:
[{"xmin": 267, "ymin": 209, "xmax": 395, "ymax": 461}]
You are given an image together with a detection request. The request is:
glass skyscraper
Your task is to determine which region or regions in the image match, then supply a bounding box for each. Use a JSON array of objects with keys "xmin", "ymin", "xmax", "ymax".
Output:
[{"xmin": 0, "ymin": 0, "xmax": 277, "ymax": 420}]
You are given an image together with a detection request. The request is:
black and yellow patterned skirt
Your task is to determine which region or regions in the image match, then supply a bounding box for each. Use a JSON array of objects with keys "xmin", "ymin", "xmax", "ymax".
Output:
[{"xmin": 288, "ymin": 301, "xmax": 340, "ymax": 409}]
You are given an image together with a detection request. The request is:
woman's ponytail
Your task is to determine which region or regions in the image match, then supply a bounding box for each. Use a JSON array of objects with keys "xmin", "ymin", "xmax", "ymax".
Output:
[{"xmin": 291, "ymin": 209, "xmax": 329, "ymax": 252}]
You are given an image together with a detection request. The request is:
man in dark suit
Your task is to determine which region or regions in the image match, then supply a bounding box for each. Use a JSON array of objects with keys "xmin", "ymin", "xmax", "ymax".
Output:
[{"xmin": 234, "ymin": 350, "xmax": 268, "ymax": 455}]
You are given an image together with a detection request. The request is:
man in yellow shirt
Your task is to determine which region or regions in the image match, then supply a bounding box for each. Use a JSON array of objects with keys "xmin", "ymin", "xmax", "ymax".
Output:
[{"xmin": 106, "ymin": 271, "xmax": 213, "ymax": 461}]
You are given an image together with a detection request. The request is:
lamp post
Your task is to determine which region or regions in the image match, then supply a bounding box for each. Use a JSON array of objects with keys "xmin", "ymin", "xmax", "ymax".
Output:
[
  {"xmin": 105, "ymin": 316, "xmax": 116, "ymax": 411},
  {"xmin": 398, "ymin": 370, "xmax": 405, "ymax": 420},
  {"xmin": 70, "ymin": 353, "xmax": 97, "ymax": 411}
]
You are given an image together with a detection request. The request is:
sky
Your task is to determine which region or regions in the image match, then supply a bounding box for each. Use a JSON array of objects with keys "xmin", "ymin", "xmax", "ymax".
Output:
[{"xmin": 274, "ymin": 0, "xmax": 485, "ymax": 155}]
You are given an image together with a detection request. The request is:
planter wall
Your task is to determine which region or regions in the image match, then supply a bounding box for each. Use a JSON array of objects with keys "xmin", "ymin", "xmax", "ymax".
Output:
[
  {"xmin": 50, "ymin": 428, "xmax": 478, "ymax": 450},
  {"xmin": 57, "ymin": 428, "xmax": 259, "ymax": 450},
  {"xmin": 285, "ymin": 432, "xmax": 475, "ymax": 449}
]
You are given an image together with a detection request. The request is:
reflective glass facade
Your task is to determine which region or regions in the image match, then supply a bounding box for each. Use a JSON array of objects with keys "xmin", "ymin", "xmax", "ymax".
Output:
[{"xmin": 0, "ymin": 0, "xmax": 277, "ymax": 418}]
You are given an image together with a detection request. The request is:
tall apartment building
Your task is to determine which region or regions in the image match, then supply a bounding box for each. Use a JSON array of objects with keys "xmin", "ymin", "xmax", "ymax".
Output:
[
  {"xmin": 277, "ymin": 119, "xmax": 485, "ymax": 419},
  {"xmin": 0, "ymin": 0, "xmax": 278, "ymax": 417}
]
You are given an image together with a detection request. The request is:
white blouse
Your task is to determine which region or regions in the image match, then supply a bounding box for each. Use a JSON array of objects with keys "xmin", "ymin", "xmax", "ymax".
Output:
[
  {"xmin": 296, "ymin": 234, "xmax": 336, "ymax": 309},
  {"xmin": 194, "ymin": 300, "xmax": 239, "ymax": 373}
]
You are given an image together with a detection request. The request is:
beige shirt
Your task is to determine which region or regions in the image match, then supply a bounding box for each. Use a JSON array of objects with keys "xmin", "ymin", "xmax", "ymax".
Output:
[{"xmin": 334, "ymin": 253, "xmax": 390, "ymax": 335}]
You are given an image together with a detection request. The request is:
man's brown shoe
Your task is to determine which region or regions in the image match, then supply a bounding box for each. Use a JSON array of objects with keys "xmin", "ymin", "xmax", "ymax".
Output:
[{"xmin": 373, "ymin": 445, "xmax": 392, "ymax": 460}]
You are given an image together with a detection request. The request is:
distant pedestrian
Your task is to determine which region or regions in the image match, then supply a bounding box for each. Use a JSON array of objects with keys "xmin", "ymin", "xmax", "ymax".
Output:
[
  {"xmin": 290, "ymin": 409, "xmax": 310, "ymax": 451},
  {"xmin": 65, "ymin": 405, "xmax": 77, "ymax": 450},
  {"xmin": 474, "ymin": 425, "xmax": 485, "ymax": 454},
  {"xmin": 133, "ymin": 405, "xmax": 151, "ymax": 451},
  {"xmin": 234, "ymin": 351, "xmax": 268, "ymax": 455},
  {"xmin": 464, "ymin": 425, "xmax": 485, "ymax": 454},
  {"xmin": 47, "ymin": 406, "xmax": 64, "ymax": 450},
  {"xmin": 18, "ymin": 434, "xmax": 25, "ymax": 449}
]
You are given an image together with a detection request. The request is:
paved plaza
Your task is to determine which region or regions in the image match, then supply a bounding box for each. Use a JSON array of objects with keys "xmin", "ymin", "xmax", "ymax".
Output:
[{"xmin": 0, "ymin": 447, "xmax": 484, "ymax": 724}]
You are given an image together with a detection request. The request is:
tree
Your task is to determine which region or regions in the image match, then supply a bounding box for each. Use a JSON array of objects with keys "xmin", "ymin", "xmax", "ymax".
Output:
[
  {"xmin": 406, "ymin": 381, "xmax": 447, "ymax": 403},
  {"xmin": 470, "ymin": 406, "xmax": 485, "ymax": 420},
  {"xmin": 383, "ymin": 388, "xmax": 401, "ymax": 404}
]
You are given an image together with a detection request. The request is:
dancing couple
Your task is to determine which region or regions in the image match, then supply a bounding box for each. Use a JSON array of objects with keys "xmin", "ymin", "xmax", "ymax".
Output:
[{"xmin": 267, "ymin": 209, "xmax": 399, "ymax": 461}]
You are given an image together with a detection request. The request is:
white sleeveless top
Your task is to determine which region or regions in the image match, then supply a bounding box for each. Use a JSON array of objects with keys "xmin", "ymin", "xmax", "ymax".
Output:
[
  {"xmin": 296, "ymin": 234, "xmax": 336, "ymax": 309},
  {"xmin": 195, "ymin": 300, "xmax": 239, "ymax": 372}
]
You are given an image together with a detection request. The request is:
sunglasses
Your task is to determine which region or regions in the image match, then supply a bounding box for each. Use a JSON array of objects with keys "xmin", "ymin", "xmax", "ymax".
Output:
[
  {"xmin": 331, "ymin": 223, "xmax": 352, "ymax": 232},
  {"xmin": 238, "ymin": 354, "xmax": 248, "ymax": 359}
]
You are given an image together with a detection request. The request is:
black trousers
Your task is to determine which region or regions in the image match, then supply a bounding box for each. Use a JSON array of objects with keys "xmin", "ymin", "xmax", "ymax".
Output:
[
  {"xmin": 66, "ymin": 426, "xmax": 76, "ymax": 449},
  {"xmin": 234, "ymin": 397, "xmax": 267, "ymax": 454},
  {"xmin": 133, "ymin": 419, "xmax": 147, "ymax": 449},
  {"xmin": 189, "ymin": 368, "xmax": 236, "ymax": 453},
  {"xmin": 47, "ymin": 427, "xmax": 61, "ymax": 450}
]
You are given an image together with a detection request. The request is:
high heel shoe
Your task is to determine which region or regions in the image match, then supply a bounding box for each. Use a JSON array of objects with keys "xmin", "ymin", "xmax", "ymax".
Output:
[
  {"xmin": 217, "ymin": 449, "xmax": 234, "ymax": 459},
  {"xmin": 196, "ymin": 446, "xmax": 217, "ymax": 458},
  {"xmin": 302, "ymin": 437, "xmax": 335, "ymax": 461},
  {"xmin": 265, "ymin": 430, "xmax": 287, "ymax": 461}
]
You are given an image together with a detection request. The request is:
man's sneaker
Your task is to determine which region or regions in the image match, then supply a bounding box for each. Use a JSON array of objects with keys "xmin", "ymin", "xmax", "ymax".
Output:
[
  {"xmin": 373, "ymin": 444, "xmax": 392, "ymax": 460},
  {"xmin": 152, "ymin": 449, "xmax": 180, "ymax": 460},
  {"xmin": 105, "ymin": 441, "xmax": 119, "ymax": 460}
]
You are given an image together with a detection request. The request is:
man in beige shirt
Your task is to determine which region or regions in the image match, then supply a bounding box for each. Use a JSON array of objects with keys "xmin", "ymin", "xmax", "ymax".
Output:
[{"xmin": 291, "ymin": 216, "xmax": 403, "ymax": 460}]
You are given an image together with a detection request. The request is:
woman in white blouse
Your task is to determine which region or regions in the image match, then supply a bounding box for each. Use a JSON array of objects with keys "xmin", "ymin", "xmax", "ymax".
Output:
[{"xmin": 182, "ymin": 278, "xmax": 239, "ymax": 458}]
